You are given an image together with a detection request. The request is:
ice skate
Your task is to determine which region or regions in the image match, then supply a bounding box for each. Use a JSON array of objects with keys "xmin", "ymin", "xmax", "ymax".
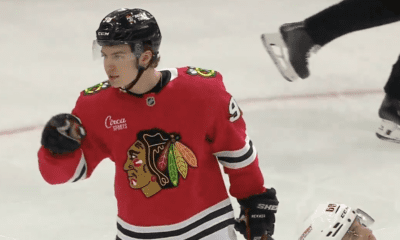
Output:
[
  {"xmin": 376, "ymin": 95, "xmax": 400, "ymax": 143},
  {"xmin": 261, "ymin": 21, "xmax": 320, "ymax": 81}
]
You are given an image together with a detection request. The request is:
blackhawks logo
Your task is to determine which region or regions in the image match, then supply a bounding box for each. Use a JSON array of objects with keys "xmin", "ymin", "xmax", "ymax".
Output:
[
  {"xmin": 83, "ymin": 80, "xmax": 111, "ymax": 96},
  {"xmin": 186, "ymin": 66, "xmax": 217, "ymax": 78},
  {"xmin": 123, "ymin": 129, "xmax": 198, "ymax": 198}
]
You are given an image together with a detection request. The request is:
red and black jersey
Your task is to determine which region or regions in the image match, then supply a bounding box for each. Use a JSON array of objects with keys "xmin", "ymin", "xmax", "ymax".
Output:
[{"xmin": 38, "ymin": 67, "xmax": 266, "ymax": 240}]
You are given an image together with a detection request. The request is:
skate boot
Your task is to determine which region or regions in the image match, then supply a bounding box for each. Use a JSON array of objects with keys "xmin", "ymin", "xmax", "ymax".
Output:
[
  {"xmin": 376, "ymin": 94, "xmax": 400, "ymax": 143},
  {"xmin": 261, "ymin": 21, "xmax": 320, "ymax": 81}
]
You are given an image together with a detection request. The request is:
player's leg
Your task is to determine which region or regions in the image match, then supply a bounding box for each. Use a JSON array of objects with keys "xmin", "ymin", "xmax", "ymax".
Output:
[
  {"xmin": 376, "ymin": 54, "xmax": 400, "ymax": 143},
  {"xmin": 262, "ymin": 0, "xmax": 400, "ymax": 81},
  {"xmin": 305, "ymin": 0, "xmax": 400, "ymax": 48}
]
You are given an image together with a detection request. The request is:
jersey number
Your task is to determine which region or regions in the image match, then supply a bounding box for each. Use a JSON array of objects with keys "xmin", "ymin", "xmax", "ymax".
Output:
[
  {"xmin": 229, "ymin": 97, "xmax": 241, "ymax": 122},
  {"xmin": 325, "ymin": 204, "xmax": 337, "ymax": 212}
]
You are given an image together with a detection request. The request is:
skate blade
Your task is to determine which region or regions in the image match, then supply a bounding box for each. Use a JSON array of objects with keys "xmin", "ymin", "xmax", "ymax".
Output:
[
  {"xmin": 376, "ymin": 132, "xmax": 400, "ymax": 144},
  {"xmin": 261, "ymin": 33, "xmax": 299, "ymax": 82}
]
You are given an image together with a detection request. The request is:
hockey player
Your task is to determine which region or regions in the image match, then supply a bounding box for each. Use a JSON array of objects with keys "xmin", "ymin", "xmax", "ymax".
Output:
[
  {"xmin": 38, "ymin": 8, "xmax": 278, "ymax": 240},
  {"xmin": 261, "ymin": 0, "xmax": 400, "ymax": 81},
  {"xmin": 376, "ymin": 55, "xmax": 400, "ymax": 143},
  {"xmin": 261, "ymin": 0, "xmax": 400, "ymax": 143},
  {"xmin": 297, "ymin": 203, "xmax": 376, "ymax": 240}
]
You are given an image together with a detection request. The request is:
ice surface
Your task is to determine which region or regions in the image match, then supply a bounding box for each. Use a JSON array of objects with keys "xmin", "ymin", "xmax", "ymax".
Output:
[{"xmin": 1, "ymin": 0, "xmax": 400, "ymax": 239}]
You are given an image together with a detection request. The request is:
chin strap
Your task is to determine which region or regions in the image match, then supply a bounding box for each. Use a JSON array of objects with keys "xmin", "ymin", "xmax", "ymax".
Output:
[
  {"xmin": 121, "ymin": 50, "xmax": 159, "ymax": 92},
  {"xmin": 122, "ymin": 65, "xmax": 146, "ymax": 91}
]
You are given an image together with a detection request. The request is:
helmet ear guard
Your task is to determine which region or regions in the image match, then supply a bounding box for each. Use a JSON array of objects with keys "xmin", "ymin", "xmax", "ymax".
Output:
[{"xmin": 131, "ymin": 42, "xmax": 144, "ymax": 60}]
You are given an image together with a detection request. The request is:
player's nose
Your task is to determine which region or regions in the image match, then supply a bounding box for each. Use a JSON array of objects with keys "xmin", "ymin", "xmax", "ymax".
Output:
[{"xmin": 104, "ymin": 59, "xmax": 116, "ymax": 72}]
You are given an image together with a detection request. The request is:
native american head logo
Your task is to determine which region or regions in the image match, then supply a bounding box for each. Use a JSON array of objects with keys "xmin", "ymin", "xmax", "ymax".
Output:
[
  {"xmin": 123, "ymin": 128, "xmax": 198, "ymax": 198},
  {"xmin": 83, "ymin": 80, "xmax": 111, "ymax": 96},
  {"xmin": 186, "ymin": 66, "xmax": 217, "ymax": 78}
]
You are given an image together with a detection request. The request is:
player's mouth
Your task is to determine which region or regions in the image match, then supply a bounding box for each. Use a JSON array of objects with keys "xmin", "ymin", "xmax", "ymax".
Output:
[{"xmin": 109, "ymin": 75, "xmax": 119, "ymax": 81}]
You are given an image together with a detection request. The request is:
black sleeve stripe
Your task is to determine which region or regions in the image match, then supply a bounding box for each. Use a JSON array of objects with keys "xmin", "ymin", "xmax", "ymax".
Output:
[
  {"xmin": 217, "ymin": 140, "xmax": 254, "ymax": 163},
  {"xmin": 72, "ymin": 163, "xmax": 87, "ymax": 182},
  {"xmin": 67, "ymin": 151, "xmax": 87, "ymax": 183}
]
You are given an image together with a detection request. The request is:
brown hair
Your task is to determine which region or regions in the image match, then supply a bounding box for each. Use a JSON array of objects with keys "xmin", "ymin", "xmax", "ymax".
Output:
[{"xmin": 143, "ymin": 43, "xmax": 161, "ymax": 68}]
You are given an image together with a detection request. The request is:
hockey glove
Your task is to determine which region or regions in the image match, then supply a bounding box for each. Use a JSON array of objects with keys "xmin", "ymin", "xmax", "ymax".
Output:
[
  {"xmin": 235, "ymin": 188, "xmax": 279, "ymax": 240},
  {"xmin": 41, "ymin": 113, "xmax": 86, "ymax": 155}
]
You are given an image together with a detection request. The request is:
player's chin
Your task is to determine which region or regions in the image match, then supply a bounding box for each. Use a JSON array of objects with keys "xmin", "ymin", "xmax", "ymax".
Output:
[
  {"xmin": 108, "ymin": 77, "xmax": 125, "ymax": 88},
  {"xmin": 109, "ymin": 80, "xmax": 122, "ymax": 88},
  {"xmin": 368, "ymin": 229, "xmax": 376, "ymax": 240},
  {"xmin": 369, "ymin": 234, "xmax": 376, "ymax": 240}
]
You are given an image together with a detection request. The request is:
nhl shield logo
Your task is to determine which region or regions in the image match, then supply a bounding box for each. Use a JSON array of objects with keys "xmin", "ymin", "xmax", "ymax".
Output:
[{"xmin": 146, "ymin": 97, "xmax": 155, "ymax": 107}]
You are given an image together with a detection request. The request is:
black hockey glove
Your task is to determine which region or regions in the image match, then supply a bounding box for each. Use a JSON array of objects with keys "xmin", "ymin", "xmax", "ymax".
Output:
[
  {"xmin": 235, "ymin": 188, "xmax": 279, "ymax": 240},
  {"xmin": 41, "ymin": 113, "xmax": 86, "ymax": 155}
]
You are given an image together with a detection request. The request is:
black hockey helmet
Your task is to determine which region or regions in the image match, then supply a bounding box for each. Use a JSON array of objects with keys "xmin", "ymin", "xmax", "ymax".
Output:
[{"xmin": 93, "ymin": 8, "xmax": 161, "ymax": 59}]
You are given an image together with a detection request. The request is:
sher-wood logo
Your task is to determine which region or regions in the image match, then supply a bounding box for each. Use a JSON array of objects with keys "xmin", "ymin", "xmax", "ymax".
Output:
[{"xmin": 105, "ymin": 116, "xmax": 127, "ymax": 131}]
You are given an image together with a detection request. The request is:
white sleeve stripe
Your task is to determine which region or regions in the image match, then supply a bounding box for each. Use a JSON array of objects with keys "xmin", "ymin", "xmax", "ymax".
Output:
[
  {"xmin": 67, "ymin": 150, "xmax": 87, "ymax": 183},
  {"xmin": 218, "ymin": 145, "xmax": 257, "ymax": 169},
  {"xmin": 213, "ymin": 135, "xmax": 250, "ymax": 158}
]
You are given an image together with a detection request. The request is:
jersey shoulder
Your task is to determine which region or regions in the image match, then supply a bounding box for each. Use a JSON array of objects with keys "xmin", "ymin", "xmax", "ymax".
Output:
[
  {"xmin": 81, "ymin": 80, "xmax": 112, "ymax": 97},
  {"xmin": 174, "ymin": 66, "xmax": 226, "ymax": 90},
  {"xmin": 73, "ymin": 80, "xmax": 114, "ymax": 117},
  {"xmin": 181, "ymin": 66, "xmax": 220, "ymax": 79}
]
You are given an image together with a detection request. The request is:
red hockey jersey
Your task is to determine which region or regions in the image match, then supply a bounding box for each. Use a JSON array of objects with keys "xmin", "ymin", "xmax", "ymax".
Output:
[{"xmin": 38, "ymin": 67, "xmax": 265, "ymax": 240}]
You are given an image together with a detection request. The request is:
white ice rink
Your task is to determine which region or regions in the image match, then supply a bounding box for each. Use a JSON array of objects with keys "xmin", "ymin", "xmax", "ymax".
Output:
[{"xmin": 1, "ymin": 0, "xmax": 400, "ymax": 239}]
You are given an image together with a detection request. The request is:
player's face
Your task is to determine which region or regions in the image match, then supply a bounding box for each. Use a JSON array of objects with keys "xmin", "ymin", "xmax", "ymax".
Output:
[
  {"xmin": 342, "ymin": 219, "xmax": 376, "ymax": 240},
  {"xmin": 124, "ymin": 141, "xmax": 153, "ymax": 189},
  {"xmin": 101, "ymin": 44, "xmax": 138, "ymax": 88}
]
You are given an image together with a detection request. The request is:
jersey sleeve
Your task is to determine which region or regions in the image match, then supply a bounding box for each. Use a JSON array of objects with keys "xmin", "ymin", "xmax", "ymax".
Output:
[
  {"xmin": 38, "ymin": 93, "xmax": 111, "ymax": 185},
  {"xmin": 208, "ymin": 74, "xmax": 266, "ymax": 200}
]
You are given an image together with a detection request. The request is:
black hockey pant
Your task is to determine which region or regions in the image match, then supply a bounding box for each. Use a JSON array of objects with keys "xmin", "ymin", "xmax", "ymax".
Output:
[
  {"xmin": 384, "ymin": 55, "xmax": 400, "ymax": 100},
  {"xmin": 304, "ymin": 0, "xmax": 400, "ymax": 46},
  {"xmin": 301, "ymin": 0, "xmax": 400, "ymax": 99}
]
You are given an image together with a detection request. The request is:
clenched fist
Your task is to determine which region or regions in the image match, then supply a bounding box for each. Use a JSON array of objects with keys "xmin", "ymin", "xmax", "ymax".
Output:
[{"xmin": 41, "ymin": 113, "xmax": 86, "ymax": 155}]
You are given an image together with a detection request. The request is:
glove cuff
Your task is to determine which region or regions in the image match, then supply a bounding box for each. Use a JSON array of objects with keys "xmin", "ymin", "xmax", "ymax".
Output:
[{"xmin": 237, "ymin": 188, "xmax": 279, "ymax": 211}]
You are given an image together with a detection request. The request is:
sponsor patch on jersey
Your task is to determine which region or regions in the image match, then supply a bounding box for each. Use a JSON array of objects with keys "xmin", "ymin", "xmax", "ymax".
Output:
[
  {"xmin": 105, "ymin": 115, "xmax": 128, "ymax": 131},
  {"xmin": 83, "ymin": 80, "xmax": 111, "ymax": 96},
  {"xmin": 186, "ymin": 66, "xmax": 217, "ymax": 78},
  {"xmin": 124, "ymin": 128, "xmax": 198, "ymax": 198}
]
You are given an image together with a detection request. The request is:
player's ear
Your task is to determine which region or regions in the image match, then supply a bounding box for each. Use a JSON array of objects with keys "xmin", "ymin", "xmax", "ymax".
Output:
[{"xmin": 139, "ymin": 50, "xmax": 153, "ymax": 67}]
